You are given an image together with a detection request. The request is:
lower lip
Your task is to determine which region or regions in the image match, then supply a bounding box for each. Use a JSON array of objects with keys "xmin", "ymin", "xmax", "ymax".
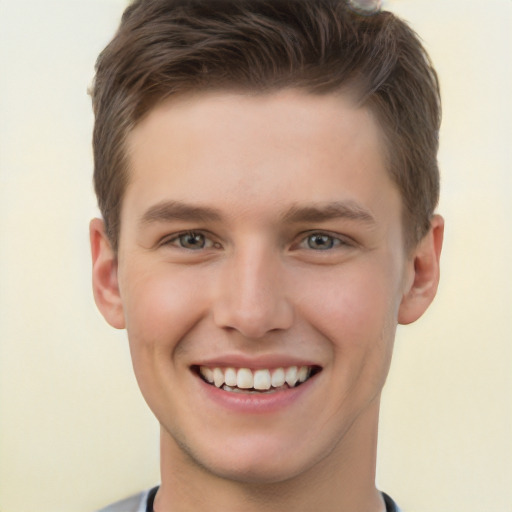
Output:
[{"xmin": 195, "ymin": 373, "xmax": 318, "ymax": 414}]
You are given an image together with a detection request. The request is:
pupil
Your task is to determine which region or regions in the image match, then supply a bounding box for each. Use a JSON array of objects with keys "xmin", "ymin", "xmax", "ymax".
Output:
[
  {"xmin": 181, "ymin": 233, "xmax": 204, "ymax": 249},
  {"xmin": 309, "ymin": 234, "xmax": 333, "ymax": 250}
]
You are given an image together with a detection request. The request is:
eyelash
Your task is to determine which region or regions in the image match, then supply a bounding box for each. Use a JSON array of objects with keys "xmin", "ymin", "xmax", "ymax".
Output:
[{"xmin": 160, "ymin": 230, "xmax": 351, "ymax": 252}]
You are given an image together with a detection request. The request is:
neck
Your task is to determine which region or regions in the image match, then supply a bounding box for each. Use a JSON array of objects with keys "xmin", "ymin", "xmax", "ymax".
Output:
[{"xmin": 155, "ymin": 400, "xmax": 385, "ymax": 512}]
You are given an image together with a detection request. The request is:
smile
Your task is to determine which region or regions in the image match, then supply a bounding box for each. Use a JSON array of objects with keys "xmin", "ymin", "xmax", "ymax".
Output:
[{"xmin": 197, "ymin": 365, "xmax": 320, "ymax": 393}]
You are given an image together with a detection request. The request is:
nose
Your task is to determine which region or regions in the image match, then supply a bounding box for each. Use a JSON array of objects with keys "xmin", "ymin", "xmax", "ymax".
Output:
[{"xmin": 212, "ymin": 242, "xmax": 294, "ymax": 339}]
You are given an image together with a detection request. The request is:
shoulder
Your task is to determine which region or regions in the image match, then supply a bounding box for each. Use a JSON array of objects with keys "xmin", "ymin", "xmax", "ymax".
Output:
[
  {"xmin": 382, "ymin": 491, "xmax": 403, "ymax": 512},
  {"xmin": 96, "ymin": 488, "xmax": 151, "ymax": 512}
]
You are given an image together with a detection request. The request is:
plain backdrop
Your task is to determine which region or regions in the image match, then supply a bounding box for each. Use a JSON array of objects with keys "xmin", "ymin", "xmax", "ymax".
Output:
[{"xmin": 0, "ymin": 1, "xmax": 510, "ymax": 511}]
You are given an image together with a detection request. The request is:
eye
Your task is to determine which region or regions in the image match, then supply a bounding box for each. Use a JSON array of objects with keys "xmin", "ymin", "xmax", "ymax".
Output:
[
  {"xmin": 306, "ymin": 233, "xmax": 335, "ymax": 250},
  {"xmin": 178, "ymin": 232, "xmax": 207, "ymax": 249},
  {"xmin": 163, "ymin": 231, "xmax": 219, "ymax": 250},
  {"xmin": 299, "ymin": 232, "xmax": 348, "ymax": 251}
]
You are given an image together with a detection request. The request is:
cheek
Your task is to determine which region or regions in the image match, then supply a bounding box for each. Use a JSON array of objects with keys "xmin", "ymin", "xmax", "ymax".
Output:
[
  {"xmin": 118, "ymin": 264, "xmax": 213, "ymax": 415},
  {"xmin": 120, "ymin": 263, "xmax": 210, "ymax": 350},
  {"xmin": 293, "ymin": 259, "xmax": 401, "ymax": 350}
]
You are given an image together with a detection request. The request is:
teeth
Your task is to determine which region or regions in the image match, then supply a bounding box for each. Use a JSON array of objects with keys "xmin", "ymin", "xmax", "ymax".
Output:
[
  {"xmin": 285, "ymin": 366, "xmax": 298, "ymax": 386},
  {"xmin": 237, "ymin": 368, "xmax": 253, "ymax": 389},
  {"xmin": 213, "ymin": 367, "xmax": 225, "ymax": 388},
  {"xmin": 298, "ymin": 366, "xmax": 310, "ymax": 383},
  {"xmin": 199, "ymin": 365, "xmax": 314, "ymax": 391},
  {"xmin": 225, "ymin": 367, "xmax": 237, "ymax": 387},
  {"xmin": 253, "ymin": 369, "xmax": 271, "ymax": 390},
  {"xmin": 271, "ymin": 368, "xmax": 285, "ymax": 387},
  {"xmin": 199, "ymin": 366, "xmax": 214, "ymax": 384}
]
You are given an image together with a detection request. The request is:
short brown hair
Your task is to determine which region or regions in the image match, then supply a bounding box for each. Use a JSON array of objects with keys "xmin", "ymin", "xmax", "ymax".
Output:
[{"xmin": 92, "ymin": 0, "xmax": 440, "ymax": 252}]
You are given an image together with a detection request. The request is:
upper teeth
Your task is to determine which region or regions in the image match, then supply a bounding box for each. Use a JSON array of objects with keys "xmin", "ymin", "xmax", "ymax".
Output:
[{"xmin": 199, "ymin": 365, "xmax": 312, "ymax": 390}]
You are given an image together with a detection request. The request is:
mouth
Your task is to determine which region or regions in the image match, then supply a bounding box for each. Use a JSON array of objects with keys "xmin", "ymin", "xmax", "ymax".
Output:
[{"xmin": 193, "ymin": 365, "xmax": 321, "ymax": 394}]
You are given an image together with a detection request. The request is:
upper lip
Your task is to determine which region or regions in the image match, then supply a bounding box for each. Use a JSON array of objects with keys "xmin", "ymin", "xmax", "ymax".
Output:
[{"xmin": 192, "ymin": 354, "xmax": 321, "ymax": 370}]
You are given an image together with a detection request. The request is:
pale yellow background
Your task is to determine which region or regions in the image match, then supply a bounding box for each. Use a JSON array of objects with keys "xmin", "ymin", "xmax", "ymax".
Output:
[{"xmin": 0, "ymin": 1, "xmax": 510, "ymax": 511}]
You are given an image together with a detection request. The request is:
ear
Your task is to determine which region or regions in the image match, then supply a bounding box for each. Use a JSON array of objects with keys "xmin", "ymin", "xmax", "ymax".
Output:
[
  {"xmin": 90, "ymin": 218, "xmax": 125, "ymax": 329},
  {"xmin": 398, "ymin": 214, "xmax": 444, "ymax": 325}
]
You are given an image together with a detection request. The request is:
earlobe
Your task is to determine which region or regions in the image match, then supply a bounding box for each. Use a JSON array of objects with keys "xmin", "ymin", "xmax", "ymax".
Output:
[
  {"xmin": 90, "ymin": 218, "xmax": 125, "ymax": 329},
  {"xmin": 398, "ymin": 215, "xmax": 444, "ymax": 325}
]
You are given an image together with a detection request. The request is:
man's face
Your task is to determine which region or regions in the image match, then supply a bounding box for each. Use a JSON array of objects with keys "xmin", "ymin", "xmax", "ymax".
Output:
[{"xmin": 107, "ymin": 90, "xmax": 415, "ymax": 482}]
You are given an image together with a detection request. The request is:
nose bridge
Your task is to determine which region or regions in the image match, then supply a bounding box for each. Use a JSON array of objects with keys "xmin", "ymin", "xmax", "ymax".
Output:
[{"xmin": 213, "ymin": 238, "xmax": 293, "ymax": 338}]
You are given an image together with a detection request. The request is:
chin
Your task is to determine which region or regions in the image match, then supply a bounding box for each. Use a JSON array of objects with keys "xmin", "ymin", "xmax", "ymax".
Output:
[
  {"xmin": 205, "ymin": 457, "xmax": 311, "ymax": 485},
  {"xmin": 179, "ymin": 431, "xmax": 328, "ymax": 485}
]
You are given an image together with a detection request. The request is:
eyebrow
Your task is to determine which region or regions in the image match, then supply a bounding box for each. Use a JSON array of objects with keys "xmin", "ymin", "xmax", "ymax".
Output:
[
  {"xmin": 139, "ymin": 199, "xmax": 375, "ymax": 226},
  {"xmin": 281, "ymin": 201, "xmax": 376, "ymax": 225},
  {"xmin": 140, "ymin": 200, "xmax": 223, "ymax": 225}
]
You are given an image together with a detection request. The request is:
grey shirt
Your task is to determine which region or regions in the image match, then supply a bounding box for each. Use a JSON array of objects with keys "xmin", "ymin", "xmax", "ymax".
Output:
[{"xmin": 97, "ymin": 487, "xmax": 402, "ymax": 512}]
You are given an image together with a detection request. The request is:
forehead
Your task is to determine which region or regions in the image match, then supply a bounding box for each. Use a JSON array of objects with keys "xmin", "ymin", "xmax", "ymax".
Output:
[{"xmin": 122, "ymin": 89, "xmax": 400, "ymax": 229}]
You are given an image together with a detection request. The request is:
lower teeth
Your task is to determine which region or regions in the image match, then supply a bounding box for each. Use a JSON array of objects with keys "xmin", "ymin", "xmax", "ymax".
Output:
[{"xmin": 221, "ymin": 384, "xmax": 292, "ymax": 393}]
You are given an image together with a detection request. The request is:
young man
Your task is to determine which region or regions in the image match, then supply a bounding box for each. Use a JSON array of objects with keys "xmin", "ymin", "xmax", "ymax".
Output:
[{"xmin": 90, "ymin": 1, "xmax": 443, "ymax": 510}]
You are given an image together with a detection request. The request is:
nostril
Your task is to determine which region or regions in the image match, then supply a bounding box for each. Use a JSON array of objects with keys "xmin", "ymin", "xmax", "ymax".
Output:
[
  {"xmin": 212, "ymin": 263, "xmax": 294, "ymax": 337},
  {"xmin": 214, "ymin": 304, "xmax": 294, "ymax": 339}
]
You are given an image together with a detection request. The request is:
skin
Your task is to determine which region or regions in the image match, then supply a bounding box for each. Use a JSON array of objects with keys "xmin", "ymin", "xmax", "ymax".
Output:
[{"xmin": 91, "ymin": 90, "xmax": 443, "ymax": 511}]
